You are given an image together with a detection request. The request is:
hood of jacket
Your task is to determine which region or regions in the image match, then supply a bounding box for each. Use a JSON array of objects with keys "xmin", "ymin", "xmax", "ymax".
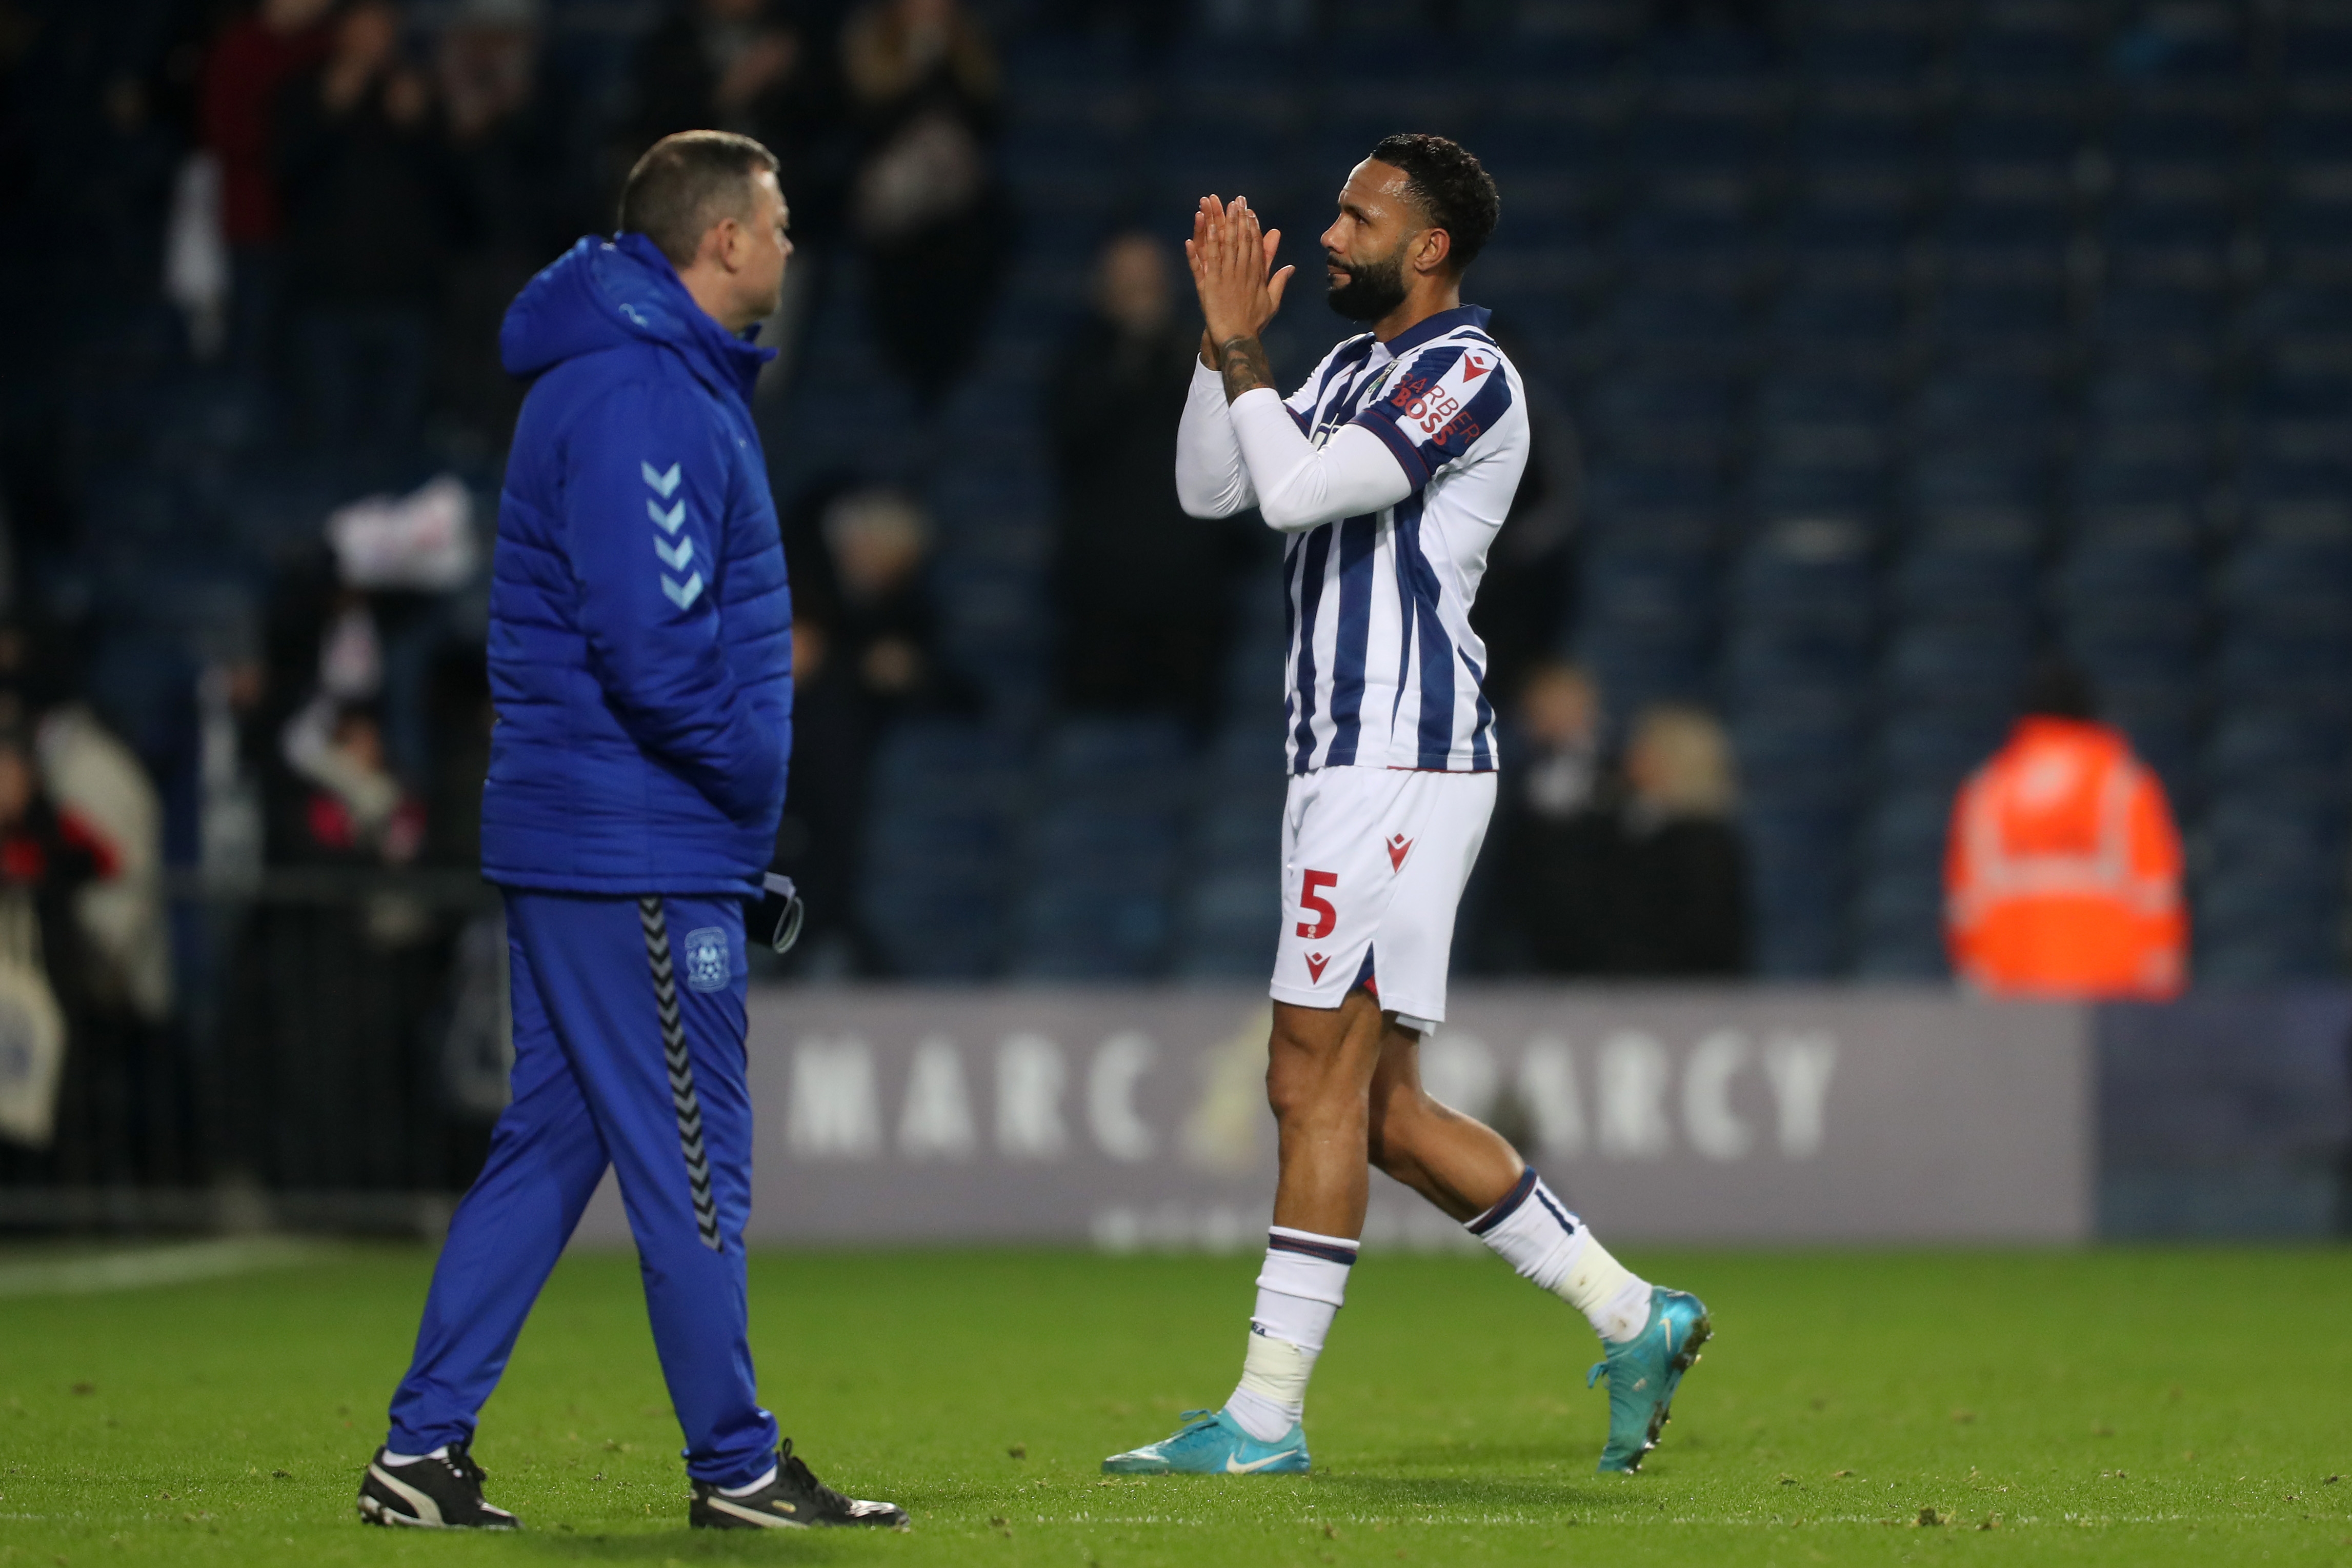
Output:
[{"xmin": 498, "ymin": 232, "xmax": 776, "ymax": 406}]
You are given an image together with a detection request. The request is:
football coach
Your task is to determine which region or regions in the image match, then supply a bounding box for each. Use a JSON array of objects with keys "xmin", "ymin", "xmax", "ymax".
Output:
[{"xmin": 356, "ymin": 131, "xmax": 904, "ymax": 1534}]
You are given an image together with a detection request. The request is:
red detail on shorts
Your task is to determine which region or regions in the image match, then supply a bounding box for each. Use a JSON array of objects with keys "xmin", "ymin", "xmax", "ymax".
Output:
[
  {"xmin": 1304, "ymin": 952, "xmax": 1330, "ymax": 982},
  {"xmin": 1296, "ymin": 870, "xmax": 1339, "ymax": 939},
  {"xmin": 1385, "ymin": 833, "xmax": 1413, "ymax": 871}
]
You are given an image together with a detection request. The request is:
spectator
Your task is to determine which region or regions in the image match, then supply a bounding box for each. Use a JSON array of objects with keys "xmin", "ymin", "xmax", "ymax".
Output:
[
  {"xmin": 265, "ymin": 577, "xmax": 430, "ymax": 867},
  {"xmin": 772, "ymin": 484, "xmax": 966, "ymax": 972},
  {"xmin": 280, "ymin": 700, "xmax": 426, "ymax": 866},
  {"xmin": 631, "ymin": 0, "xmax": 845, "ymax": 388},
  {"xmin": 632, "ymin": 0, "xmax": 841, "ymax": 239},
  {"xmin": 1606, "ymin": 704, "xmax": 1750, "ymax": 977},
  {"xmin": 840, "ymin": 0, "xmax": 1009, "ymax": 404},
  {"xmin": 276, "ymin": 0, "xmax": 461, "ymax": 468},
  {"xmin": 437, "ymin": 0, "xmax": 577, "ymax": 450},
  {"xmin": 1480, "ymin": 662, "xmax": 1616, "ymax": 975},
  {"xmin": 1046, "ymin": 231, "xmax": 1253, "ymax": 729},
  {"xmin": 0, "ymin": 726, "xmax": 119, "ymax": 962},
  {"xmin": 199, "ymin": 0, "xmax": 337, "ymax": 375},
  {"xmin": 0, "ymin": 726, "xmax": 112, "ymax": 1151},
  {"xmin": 1465, "ymin": 342, "xmax": 1580, "ymax": 710},
  {"xmin": 1945, "ymin": 661, "xmax": 2186, "ymax": 999}
]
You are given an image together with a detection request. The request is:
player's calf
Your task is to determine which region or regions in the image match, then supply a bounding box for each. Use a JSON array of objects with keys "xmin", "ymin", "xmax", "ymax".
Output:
[{"xmin": 356, "ymin": 1443, "xmax": 519, "ymax": 1529}]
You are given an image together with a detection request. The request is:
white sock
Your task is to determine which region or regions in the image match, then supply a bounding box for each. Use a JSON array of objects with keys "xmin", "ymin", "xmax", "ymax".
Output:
[
  {"xmin": 718, "ymin": 1464, "xmax": 778, "ymax": 1497},
  {"xmin": 380, "ymin": 1446, "xmax": 446, "ymax": 1466},
  {"xmin": 1468, "ymin": 1169, "xmax": 1653, "ymax": 1343},
  {"xmin": 1224, "ymin": 1227, "xmax": 1357, "ymax": 1442}
]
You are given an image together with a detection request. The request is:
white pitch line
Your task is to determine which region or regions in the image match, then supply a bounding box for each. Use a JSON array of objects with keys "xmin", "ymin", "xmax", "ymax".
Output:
[{"xmin": 0, "ymin": 1237, "xmax": 325, "ymax": 1299}]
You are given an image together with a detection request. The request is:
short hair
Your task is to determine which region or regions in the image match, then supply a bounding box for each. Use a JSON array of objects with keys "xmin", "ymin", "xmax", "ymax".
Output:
[
  {"xmin": 618, "ymin": 131, "xmax": 780, "ymax": 266},
  {"xmin": 1368, "ymin": 133, "xmax": 1500, "ymax": 274}
]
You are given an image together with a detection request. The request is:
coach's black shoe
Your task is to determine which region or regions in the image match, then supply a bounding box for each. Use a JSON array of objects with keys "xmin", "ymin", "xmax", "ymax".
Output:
[
  {"xmin": 357, "ymin": 1443, "xmax": 520, "ymax": 1529},
  {"xmin": 689, "ymin": 1439, "xmax": 908, "ymax": 1531}
]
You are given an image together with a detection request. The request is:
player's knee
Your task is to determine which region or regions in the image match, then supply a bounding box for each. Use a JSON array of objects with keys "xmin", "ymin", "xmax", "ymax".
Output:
[{"xmin": 1264, "ymin": 1052, "xmax": 1360, "ymax": 1128}]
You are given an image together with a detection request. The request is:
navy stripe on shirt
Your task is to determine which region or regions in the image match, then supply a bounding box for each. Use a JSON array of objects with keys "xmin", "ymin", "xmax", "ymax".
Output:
[
  {"xmin": 1391, "ymin": 501, "xmax": 1457, "ymax": 767},
  {"xmin": 1325, "ymin": 515, "xmax": 1379, "ymax": 767},
  {"xmin": 1289, "ymin": 525, "xmax": 1334, "ymax": 774},
  {"xmin": 1459, "ymin": 646, "xmax": 1495, "ymax": 770}
]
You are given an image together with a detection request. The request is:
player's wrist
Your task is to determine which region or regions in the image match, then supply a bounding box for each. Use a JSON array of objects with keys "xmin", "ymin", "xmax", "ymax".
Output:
[{"xmin": 1219, "ymin": 332, "xmax": 1273, "ymax": 402}]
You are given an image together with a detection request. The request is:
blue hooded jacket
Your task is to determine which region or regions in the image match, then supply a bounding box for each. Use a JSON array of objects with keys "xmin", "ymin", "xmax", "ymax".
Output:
[{"xmin": 480, "ymin": 234, "xmax": 791, "ymax": 896}]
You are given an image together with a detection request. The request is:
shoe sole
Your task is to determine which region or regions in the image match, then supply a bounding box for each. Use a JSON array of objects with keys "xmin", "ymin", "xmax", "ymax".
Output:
[
  {"xmin": 690, "ymin": 1497, "xmax": 911, "ymax": 1531},
  {"xmin": 693, "ymin": 1497, "xmax": 811, "ymax": 1530},
  {"xmin": 1100, "ymin": 1455, "xmax": 1311, "ymax": 1476},
  {"xmin": 357, "ymin": 1477, "xmax": 519, "ymax": 1530}
]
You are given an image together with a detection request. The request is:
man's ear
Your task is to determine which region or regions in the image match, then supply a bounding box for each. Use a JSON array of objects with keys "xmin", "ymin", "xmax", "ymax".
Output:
[
  {"xmin": 1414, "ymin": 227, "xmax": 1452, "ymax": 278},
  {"xmin": 709, "ymin": 216, "xmax": 742, "ymax": 272}
]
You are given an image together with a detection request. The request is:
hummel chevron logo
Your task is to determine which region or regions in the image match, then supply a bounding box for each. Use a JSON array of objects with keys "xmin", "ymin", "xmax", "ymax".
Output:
[
  {"xmin": 641, "ymin": 461, "xmax": 681, "ymax": 497},
  {"xmin": 1224, "ymin": 1452, "xmax": 1296, "ymax": 1474},
  {"xmin": 648, "ymin": 497, "xmax": 686, "ymax": 534},
  {"xmin": 655, "ymin": 534, "xmax": 693, "ymax": 571},
  {"xmin": 1386, "ymin": 834, "xmax": 1413, "ymax": 871},
  {"xmin": 1304, "ymin": 952, "xmax": 1330, "ymax": 982},
  {"xmin": 662, "ymin": 571, "xmax": 704, "ymax": 609}
]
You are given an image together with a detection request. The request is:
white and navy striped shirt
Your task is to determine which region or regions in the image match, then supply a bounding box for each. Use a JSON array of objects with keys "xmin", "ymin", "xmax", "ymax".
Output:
[{"xmin": 1177, "ymin": 305, "xmax": 1529, "ymax": 774}]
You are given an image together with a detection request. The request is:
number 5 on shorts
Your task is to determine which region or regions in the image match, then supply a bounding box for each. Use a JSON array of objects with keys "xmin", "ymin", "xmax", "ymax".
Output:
[{"xmin": 1297, "ymin": 870, "xmax": 1338, "ymax": 939}]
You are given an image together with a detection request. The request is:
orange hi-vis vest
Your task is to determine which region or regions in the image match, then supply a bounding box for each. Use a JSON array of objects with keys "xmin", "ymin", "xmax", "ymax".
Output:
[{"xmin": 1944, "ymin": 717, "xmax": 2187, "ymax": 999}]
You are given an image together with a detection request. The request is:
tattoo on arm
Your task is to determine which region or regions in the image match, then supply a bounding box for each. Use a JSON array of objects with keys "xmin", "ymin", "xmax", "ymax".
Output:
[{"xmin": 1220, "ymin": 336, "xmax": 1272, "ymax": 403}]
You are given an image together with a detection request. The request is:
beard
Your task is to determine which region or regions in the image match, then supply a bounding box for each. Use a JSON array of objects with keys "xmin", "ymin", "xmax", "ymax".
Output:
[{"xmin": 1326, "ymin": 244, "xmax": 1409, "ymax": 323}]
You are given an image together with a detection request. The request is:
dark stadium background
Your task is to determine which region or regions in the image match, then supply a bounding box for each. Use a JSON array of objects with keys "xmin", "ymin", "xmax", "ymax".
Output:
[{"xmin": 0, "ymin": 0, "xmax": 2345, "ymax": 1232}]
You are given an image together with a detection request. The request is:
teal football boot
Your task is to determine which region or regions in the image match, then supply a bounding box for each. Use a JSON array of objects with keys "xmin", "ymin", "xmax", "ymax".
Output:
[
  {"xmin": 1587, "ymin": 1287, "xmax": 1712, "ymax": 1474},
  {"xmin": 1101, "ymin": 1409, "xmax": 1311, "ymax": 1475}
]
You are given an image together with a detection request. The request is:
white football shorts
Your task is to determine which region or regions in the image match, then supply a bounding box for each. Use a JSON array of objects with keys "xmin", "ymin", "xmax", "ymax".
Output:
[{"xmin": 1268, "ymin": 765, "xmax": 1497, "ymax": 1031}]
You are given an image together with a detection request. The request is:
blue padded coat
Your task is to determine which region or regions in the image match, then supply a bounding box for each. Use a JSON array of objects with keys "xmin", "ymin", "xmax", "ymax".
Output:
[{"xmin": 480, "ymin": 233, "xmax": 791, "ymax": 896}]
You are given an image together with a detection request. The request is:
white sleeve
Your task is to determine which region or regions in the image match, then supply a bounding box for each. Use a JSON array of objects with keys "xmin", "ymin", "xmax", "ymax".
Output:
[
  {"xmin": 1228, "ymin": 388, "xmax": 1414, "ymax": 533},
  {"xmin": 1174, "ymin": 359, "xmax": 1256, "ymax": 518}
]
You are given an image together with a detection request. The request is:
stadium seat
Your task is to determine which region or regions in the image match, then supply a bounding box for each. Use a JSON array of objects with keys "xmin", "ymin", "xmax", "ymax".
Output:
[
  {"xmin": 1748, "ymin": 461, "xmax": 1887, "ymax": 522},
  {"xmin": 1774, "ymin": 199, "xmax": 1911, "ymax": 285},
  {"xmin": 1589, "ymin": 280, "xmax": 1753, "ymax": 370},
  {"xmin": 1953, "ymin": 14, "xmax": 2094, "ymax": 90},
  {"xmin": 1743, "ymin": 803, "xmax": 1855, "ymax": 977},
  {"xmin": 1934, "ymin": 201, "xmax": 2073, "ymax": 295},
  {"xmin": 1764, "ymin": 282, "xmax": 1905, "ymax": 365},
  {"xmin": 1877, "ymin": 705, "xmax": 2011, "ymax": 795},
  {"xmin": 1792, "ymin": 17, "xmax": 1932, "ymax": 94},
  {"xmin": 1851, "ymin": 785, "xmax": 1957, "ymax": 977},
  {"xmin": 1583, "ymin": 371, "xmax": 1739, "ymax": 466},
  {"xmin": 1732, "ymin": 689, "xmax": 1871, "ymax": 814},
  {"xmin": 1009, "ymin": 718, "xmax": 1198, "ymax": 980},
  {"xmin": 2111, "ymin": 8, "xmax": 2247, "ymax": 88},
  {"xmin": 857, "ymin": 721, "xmax": 1027, "ymax": 979}
]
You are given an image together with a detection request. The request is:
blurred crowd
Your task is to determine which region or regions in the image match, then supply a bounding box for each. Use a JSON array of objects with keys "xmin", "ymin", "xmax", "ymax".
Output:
[
  {"xmin": 0, "ymin": 0, "xmax": 1047, "ymax": 1182},
  {"xmin": 0, "ymin": 0, "xmax": 1755, "ymax": 988},
  {"xmin": 10, "ymin": 0, "xmax": 2236, "ymax": 1192}
]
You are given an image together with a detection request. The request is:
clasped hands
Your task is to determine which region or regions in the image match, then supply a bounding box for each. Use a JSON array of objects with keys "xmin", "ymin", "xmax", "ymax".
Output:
[{"xmin": 1188, "ymin": 194, "xmax": 1295, "ymax": 379}]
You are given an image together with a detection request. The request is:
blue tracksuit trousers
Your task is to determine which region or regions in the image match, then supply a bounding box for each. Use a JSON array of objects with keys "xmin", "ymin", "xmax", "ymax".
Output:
[{"xmin": 385, "ymin": 890, "xmax": 778, "ymax": 1486}]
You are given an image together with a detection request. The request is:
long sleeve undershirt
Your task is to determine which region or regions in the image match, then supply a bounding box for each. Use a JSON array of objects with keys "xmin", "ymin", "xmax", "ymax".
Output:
[{"xmin": 1173, "ymin": 360, "xmax": 1414, "ymax": 532}]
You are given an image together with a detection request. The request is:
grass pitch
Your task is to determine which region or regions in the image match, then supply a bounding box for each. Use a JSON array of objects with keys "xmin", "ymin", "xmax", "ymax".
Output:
[{"xmin": 1, "ymin": 1242, "xmax": 2347, "ymax": 1566}]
